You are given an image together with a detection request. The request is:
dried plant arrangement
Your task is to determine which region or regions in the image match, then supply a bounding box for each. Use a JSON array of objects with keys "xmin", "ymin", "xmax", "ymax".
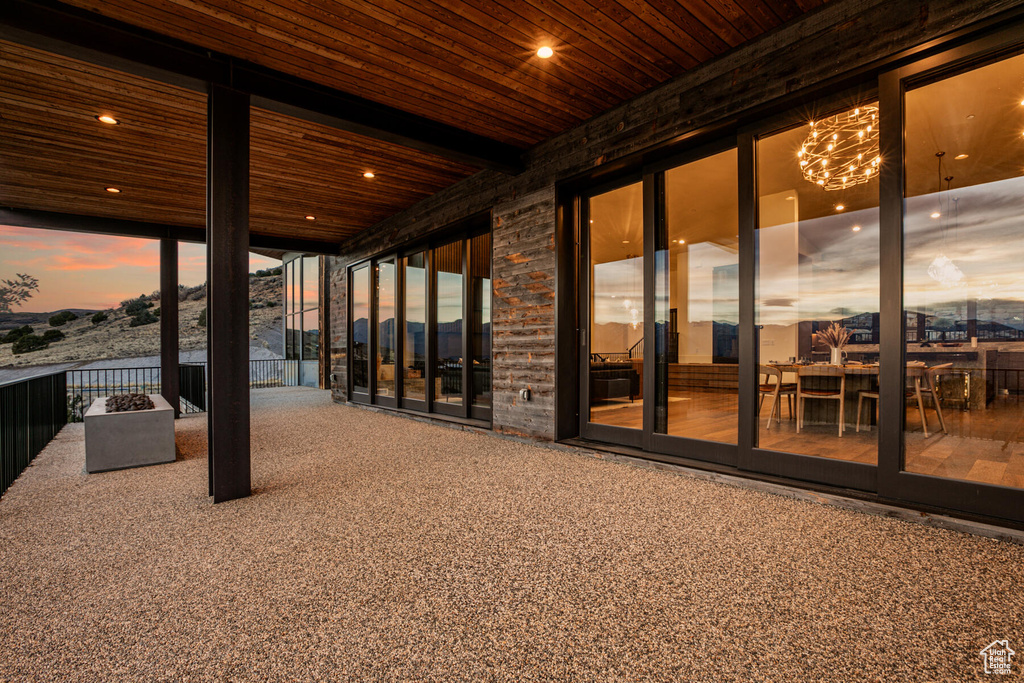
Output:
[{"xmin": 818, "ymin": 321, "xmax": 851, "ymax": 350}]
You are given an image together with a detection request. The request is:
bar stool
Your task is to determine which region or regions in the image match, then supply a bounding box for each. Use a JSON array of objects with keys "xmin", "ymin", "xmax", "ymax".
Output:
[
  {"xmin": 759, "ymin": 365, "xmax": 796, "ymax": 429},
  {"xmin": 797, "ymin": 365, "xmax": 845, "ymax": 437}
]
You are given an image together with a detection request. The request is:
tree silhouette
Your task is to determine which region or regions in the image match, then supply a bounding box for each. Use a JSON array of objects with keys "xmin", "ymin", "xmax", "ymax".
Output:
[{"xmin": 0, "ymin": 273, "xmax": 39, "ymax": 313}]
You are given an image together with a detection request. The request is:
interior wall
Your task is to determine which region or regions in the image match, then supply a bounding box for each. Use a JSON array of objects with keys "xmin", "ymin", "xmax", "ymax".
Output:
[{"xmin": 327, "ymin": 0, "xmax": 1017, "ymax": 440}]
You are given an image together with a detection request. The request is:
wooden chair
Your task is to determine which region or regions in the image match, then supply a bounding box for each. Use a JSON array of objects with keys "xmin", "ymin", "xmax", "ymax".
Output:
[
  {"xmin": 758, "ymin": 365, "xmax": 796, "ymax": 429},
  {"xmin": 857, "ymin": 362, "xmax": 951, "ymax": 436},
  {"xmin": 797, "ymin": 365, "xmax": 845, "ymax": 436},
  {"xmin": 916, "ymin": 362, "xmax": 951, "ymax": 436}
]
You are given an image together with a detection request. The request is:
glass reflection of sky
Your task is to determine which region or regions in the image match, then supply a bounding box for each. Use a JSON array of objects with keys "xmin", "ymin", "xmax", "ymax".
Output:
[
  {"xmin": 593, "ymin": 257, "xmax": 644, "ymax": 323},
  {"xmin": 757, "ymin": 204, "xmax": 880, "ymax": 325},
  {"xmin": 906, "ymin": 175, "xmax": 1024, "ymax": 329}
]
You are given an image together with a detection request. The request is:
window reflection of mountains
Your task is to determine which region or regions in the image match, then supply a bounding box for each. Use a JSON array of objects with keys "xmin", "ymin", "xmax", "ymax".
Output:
[{"xmin": 352, "ymin": 318, "xmax": 489, "ymax": 344}]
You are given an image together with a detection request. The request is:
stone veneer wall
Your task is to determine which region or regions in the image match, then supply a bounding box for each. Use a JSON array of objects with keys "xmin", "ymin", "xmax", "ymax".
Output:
[{"xmin": 328, "ymin": 0, "xmax": 1019, "ymax": 440}]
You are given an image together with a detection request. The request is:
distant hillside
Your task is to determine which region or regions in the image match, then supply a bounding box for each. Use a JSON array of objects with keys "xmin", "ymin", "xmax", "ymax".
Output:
[{"xmin": 0, "ymin": 274, "xmax": 283, "ymax": 368}]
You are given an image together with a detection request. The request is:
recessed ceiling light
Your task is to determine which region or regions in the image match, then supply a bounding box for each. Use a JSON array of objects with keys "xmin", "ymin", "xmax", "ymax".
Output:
[
  {"xmin": 622, "ymin": 240, "xmax": 629, "ymax": 244},
  {"xmin": 105, "ymin": 187, "xmax": 121, "ymax": 193},
  {"xmin": 931, "ymin": 212, "xmax": 941, "ymax": 219},
  {"xmin": 835, "ymin": 204, "xmax": 845, "ymax": 211},
  {"xmin": 852, "ymin": 225, "xmax": 862, "ymax": 232},
  {"xmin": 785, "ymin": 196, "xmax": 795, "ymax": 201},
  {"xmin": 954, "ymin": 153, "xmax": 969, "ymax": 160},
  {"xmin": 537, "ymin": 46, "xmax": 554, "ymax": 59},
  {"xmin": 96, "ymin": 114, "xmax": 119, "ymax": 125},
  {"xmin": 966, "ymin": 114, "xmax": 975, "ymax": 120},
  {"xmin": 363, "ymin": 171, "xmax": 375, "ymax": 179},
  {"xmin": 305, "ymin": 215, "xmax": 316, "ymax": 221}
]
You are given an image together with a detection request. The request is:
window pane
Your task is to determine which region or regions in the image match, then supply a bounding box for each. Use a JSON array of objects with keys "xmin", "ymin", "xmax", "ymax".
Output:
[
  {"xmin": 403, "ymin": 252, "xmax": 427, "ymax": 401},
  {"xmin": 351, "ymin": 264, "xmax": 370, "ymax": 393},
  {"xmin": 588, "ymin": 181, "xmax": 644, "ymax": 427},
  {"xmin": 655, "ymin": 149, "xmax": 738, "ymax": 443},
  {"xmin": 285, "ymin": 314, "xmax": 299, "ymax": 361},
  {"xmin": 756, "ymin": 103, "xmax": 881, "ymax": 462},
  {"xmin": 302, "ymin": 309, "xmax": 319, "ymax": 360},
  {"xmin": 375, "ymin": 260, "xmax": 396, "ymax": 397},
  {"xmin": 302, "ymin": 256, "xmax": 318, "ymax": 312},
  {"xmin": 471, "ymin": 233, "xmax": 491, "ymax": 408},
  {"xmin": 284, "ymin": 261, "xmax": 293, "ymax": 316},
  {"xmin": 435, "ymin": 240, "xmax": 463, "ymax": 405},
  {"xmin": 290, "ymin": 260, "xmax": 299, "ymax": 316},
  {"xmin": 904, "ymin": 54, "xmax": 1024, "ymax": 489}
]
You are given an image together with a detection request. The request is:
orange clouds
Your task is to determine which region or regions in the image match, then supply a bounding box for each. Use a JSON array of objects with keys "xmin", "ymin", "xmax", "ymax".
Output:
[{"xmin": 0, "ymin": 226, "xmax": 278, "ymax": 312}]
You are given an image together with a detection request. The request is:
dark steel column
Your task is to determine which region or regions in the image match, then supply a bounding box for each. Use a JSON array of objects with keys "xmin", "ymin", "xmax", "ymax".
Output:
[
  {"xmin": 207, "ymin": 84, "xmax": 251, "ymax": 503},
  {"xmin": 160, "ymin": 239, "xmax": 180, "ymax": 418}
]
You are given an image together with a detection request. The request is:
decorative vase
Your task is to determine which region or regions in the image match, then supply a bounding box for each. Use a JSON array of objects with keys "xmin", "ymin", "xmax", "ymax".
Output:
[{"xmin": 830, "ymin": 346, "xmax": 842, "ymax": 365}]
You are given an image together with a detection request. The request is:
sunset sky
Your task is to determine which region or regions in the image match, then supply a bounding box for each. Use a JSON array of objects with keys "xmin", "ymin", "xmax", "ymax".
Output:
[{"xmin": 0, "ymin": 226, "xmax": 279, "ymax": 312}]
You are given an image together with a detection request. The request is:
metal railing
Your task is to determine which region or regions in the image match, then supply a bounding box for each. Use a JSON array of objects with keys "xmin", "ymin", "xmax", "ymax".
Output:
[
  {"xmin": 1, "ymin": 371, "xmax": 67, "ymax": 498},
  {"xmin": 66, "ymin": 359, "xmax": 299, "ymax": 422}
]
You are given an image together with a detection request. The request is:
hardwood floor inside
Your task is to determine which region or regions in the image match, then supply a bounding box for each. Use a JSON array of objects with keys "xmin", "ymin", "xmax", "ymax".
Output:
[{"xmin": 588, "ymin": 390, "xmax": 1024, "ymax": 488}]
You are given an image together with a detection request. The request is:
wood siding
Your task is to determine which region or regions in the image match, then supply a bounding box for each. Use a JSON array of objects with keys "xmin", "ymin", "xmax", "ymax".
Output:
[{"xmin": 328, "ymin": 0, "xmax": 1021, "ymax": 440}]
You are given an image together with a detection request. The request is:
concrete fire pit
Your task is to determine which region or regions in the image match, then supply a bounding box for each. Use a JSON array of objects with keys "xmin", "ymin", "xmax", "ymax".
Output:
[{"xmin": 84, "ymin": 394, "xmax": 176, "ymax": 473}]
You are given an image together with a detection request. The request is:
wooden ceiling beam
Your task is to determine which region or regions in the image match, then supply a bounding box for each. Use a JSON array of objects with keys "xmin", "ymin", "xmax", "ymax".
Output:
[
  {"xmin": 0, "ymin": 207, "xmax": 340, "ymax": 255},
  {"xmin": 0, "ymin": 0, "xmax": 524, "ymax": 174}
]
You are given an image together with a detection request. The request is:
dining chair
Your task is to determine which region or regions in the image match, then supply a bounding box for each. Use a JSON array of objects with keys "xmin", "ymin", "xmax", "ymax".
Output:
[
  {"xmin": 921, "ymin": 362, "xmax": 951, "ymax": 435},
  {"xmin": 797, "ymin": 365, "xmax": 845, "ymax": 437},
  {"xmin": 856, "ymin": 384, "xmax": 878, "ymax": 433},
  {"xmin": 758, "ymin": 365, "xmax": 796, "ymax": 429},
  {"xmin": 858, "ymin": 363, "xmax": 952, "ymax": 437}
]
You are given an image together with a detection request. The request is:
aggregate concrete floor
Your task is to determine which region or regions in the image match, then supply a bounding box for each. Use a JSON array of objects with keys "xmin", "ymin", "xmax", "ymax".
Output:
[{"xmin": 0, "ymin": 387, "xmax": 1021, "ymax": 682}]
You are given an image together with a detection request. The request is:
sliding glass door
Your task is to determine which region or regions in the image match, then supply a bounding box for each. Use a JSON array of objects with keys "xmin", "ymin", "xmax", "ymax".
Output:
[
  {"xmin": 653, "ymin": 148, "xmax": 739, "ymax": 461},
  {"xmin": 581, "ymin": 179, "xmax": 645, "ymax": 446},
  {"xmin": 349, "ymin": 220, "xmax": 491, "ymax": 423},
  {"xmin": 580, "ymin": 148, "xmax": 741, "ymax": 461}
]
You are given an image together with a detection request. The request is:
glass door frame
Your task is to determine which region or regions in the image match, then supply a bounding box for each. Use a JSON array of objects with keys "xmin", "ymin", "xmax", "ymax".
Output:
[
  {"xmin": 876, "ymin": 25, "xmax": 1024, "ymax": 523},
  {"xmin": 735, "ymin": 95, "xmax": 880, "ymax": 492},
  {"xmin": 642, "ymin": 138, "xmax": 742, "ymax": 467},
  {"xmin": 579, "ymin": 173, "xmax": 647, "ymax": 449},
  {"xmin": 347, "ymin": 217, "xmax": 492, "ymax": 425},
  {"xmin": 399, "ymin": 247, "xmax": 430, "ymax": 413},
  {"xmin": 374, "ymin": 256, "xmax": 399, "ymax": 409},
  {"xmin": 348, "ymin": 262, "xmax": 372, "ymax": 404},
  {"xmin": 432, "ymin": 237, "xmax": 470, "ymax": 419}
]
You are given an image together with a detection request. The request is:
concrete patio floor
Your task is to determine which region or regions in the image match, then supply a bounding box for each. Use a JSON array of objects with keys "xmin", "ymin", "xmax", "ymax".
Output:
[{"xmin": 0, "ymin": 387, "xmax": 1021, "ymax": 682}]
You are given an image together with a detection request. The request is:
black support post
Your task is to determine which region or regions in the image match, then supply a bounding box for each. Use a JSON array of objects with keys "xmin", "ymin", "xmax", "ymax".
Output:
[
  {"xmin": 207, "ymin": 84, "xmax": 251, "ymax": 503},
  {"xmin": 160, "ymin": 239, "xmax": 180, "ymax": 418}
]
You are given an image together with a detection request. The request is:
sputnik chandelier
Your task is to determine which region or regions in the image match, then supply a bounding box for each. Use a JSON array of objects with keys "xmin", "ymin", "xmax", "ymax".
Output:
[{"xmin": 798, "ymin": 105, "xmax": 880, "ymax": 191}]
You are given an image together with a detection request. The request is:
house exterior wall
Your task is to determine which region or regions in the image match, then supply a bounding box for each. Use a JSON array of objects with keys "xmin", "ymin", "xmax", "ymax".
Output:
[{"xmin": 327, "ymin": 0, "xmax": 1021, "ymax": 439}]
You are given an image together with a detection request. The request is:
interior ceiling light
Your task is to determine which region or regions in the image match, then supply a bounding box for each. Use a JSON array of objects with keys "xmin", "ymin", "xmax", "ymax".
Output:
[
  {"xmin": 852, "ymin": 225, "xmax": 862, "ymax": 232},
  {"xmin": 622, "ymin": 240, "xmax": 629, "ymax": 244},
  {"xmin": 105, "ymin": 187, "xmax": 121, "ymax": 193},
  {"xmin": 799, "ymin": 105, "xmax": 880, "ymax": 191},
  {"xmin": 305, "ymin": 215, "xmax": 316, "ymax": 221},
  {"xmin": 954, "ymin": 153, "xmax": 969, "ymax": 160},
  {"xmin": 835, "ymin": 204, "xmax": 845, "ymax": 211},
  {"xmin": 537, "ymin": 46, "xmax": 554, "ymax": 59},
  {"xmin": 363, "ymin": 171, "xmax": 375, "ymax": 179},
  {"xmin": 931, "ymin": 212, "xmax": 941, "ymax": 218},
  {"xmin": 96, "ymin": 114, "xmax": 119, "ymax": 125}
]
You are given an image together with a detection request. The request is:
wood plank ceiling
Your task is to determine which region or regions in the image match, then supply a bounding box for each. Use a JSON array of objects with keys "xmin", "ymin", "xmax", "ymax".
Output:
[
  {"xmin": 0, "ymin": 40, "xmax": 479, "ymax": 243},
  {"xmin": 2, "ymin": 1, "xmax": 831, "ymax": 247},
  {"xmin": 54, "ymin": 0, "xmax": 830, "ymax": 147}
]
